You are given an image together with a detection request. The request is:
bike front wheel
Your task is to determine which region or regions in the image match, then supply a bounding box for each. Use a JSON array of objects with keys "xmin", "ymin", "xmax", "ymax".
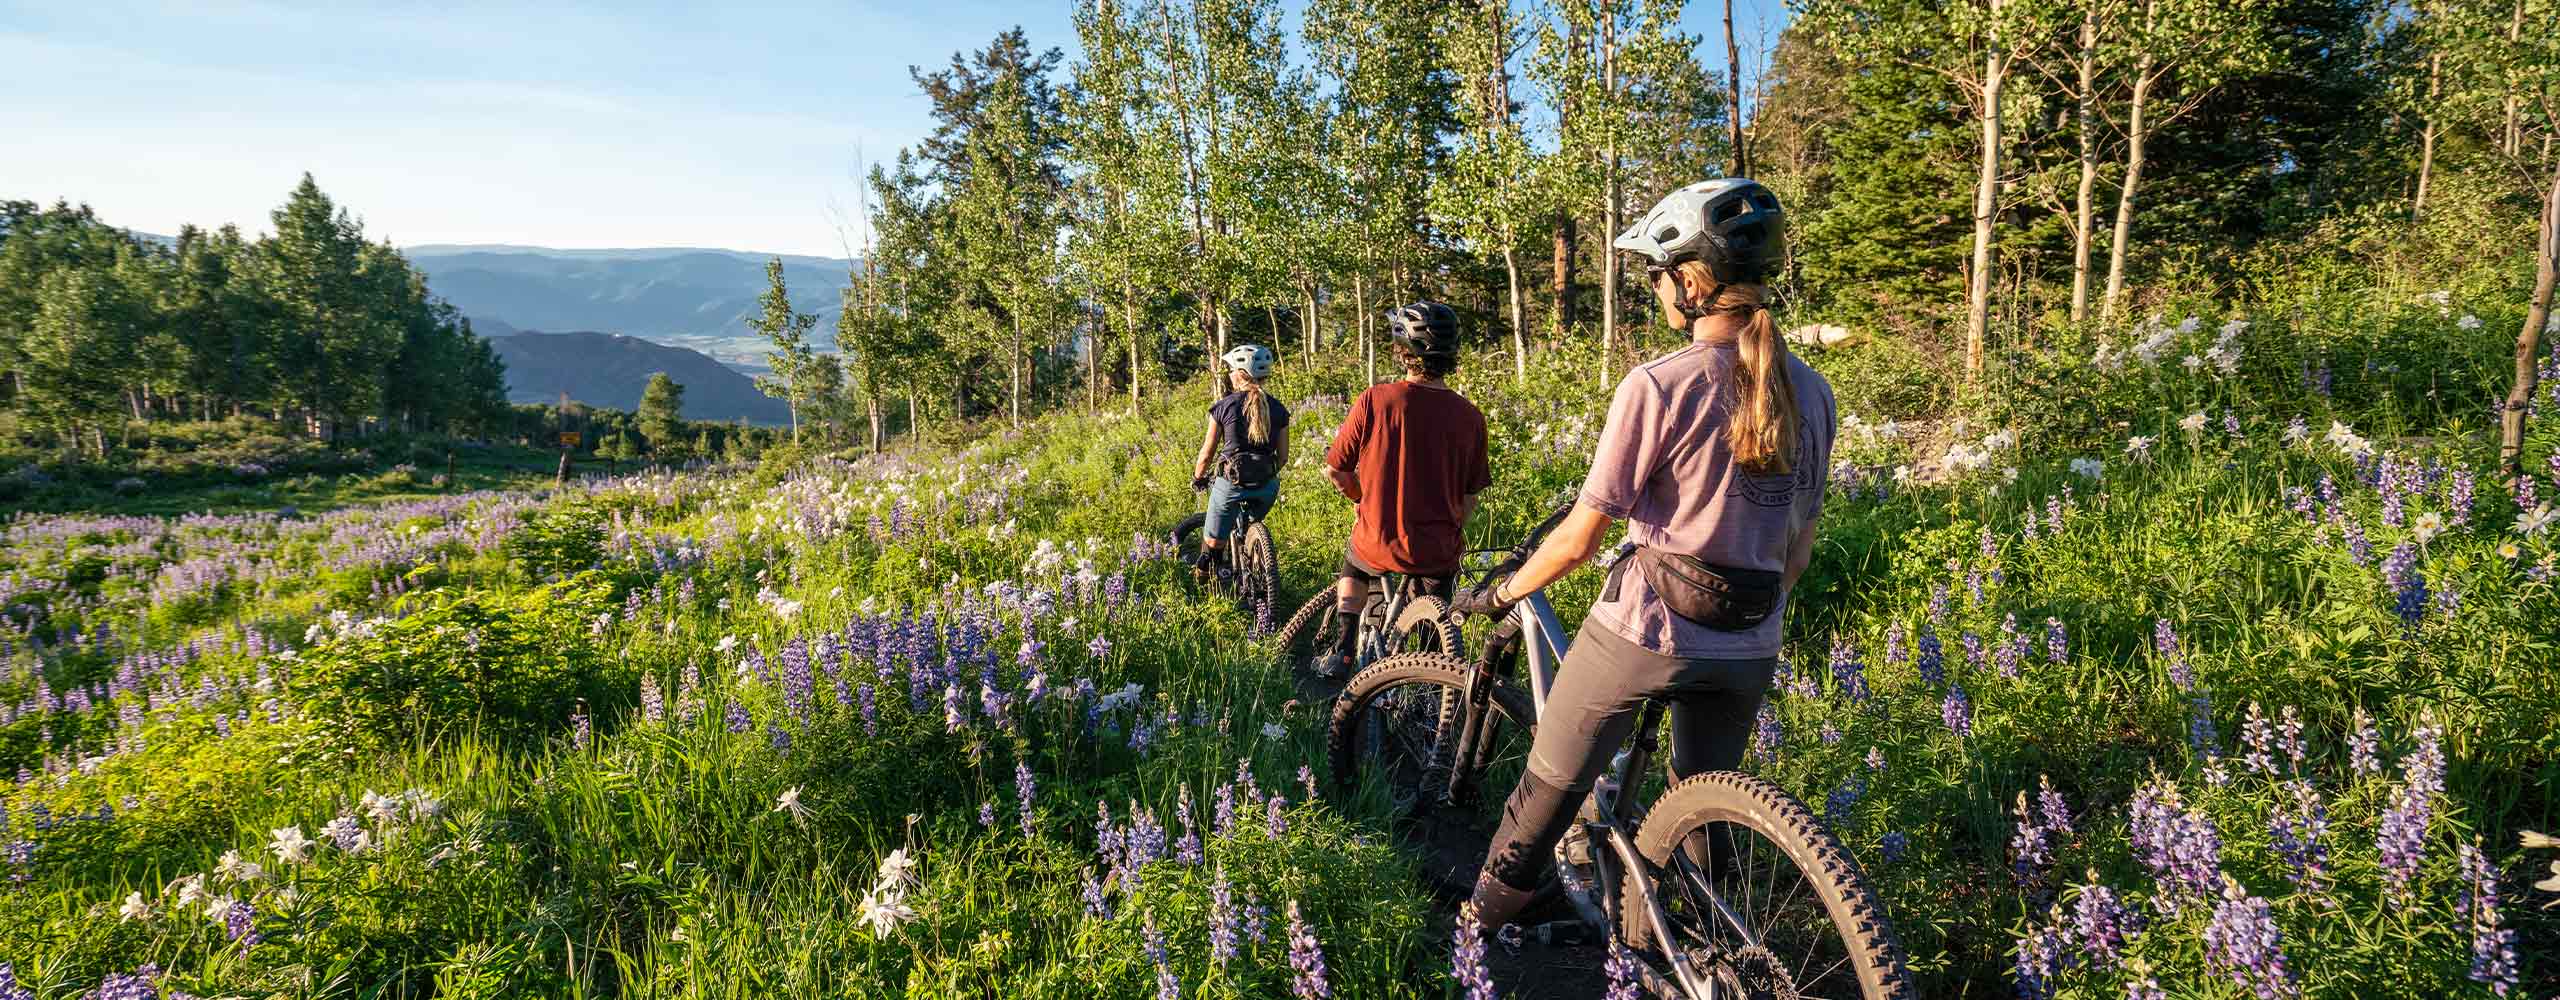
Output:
[
  {"xmin": 1617, "ymin": 771, "xmax": 1913, "ymax": 1000},
  {"xmin": 1327, "ymin": 652, "xmax": 1536, "ymax": 898}
]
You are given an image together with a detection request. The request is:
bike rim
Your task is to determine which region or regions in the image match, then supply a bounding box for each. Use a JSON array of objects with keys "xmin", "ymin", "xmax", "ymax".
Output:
[{"xmin": 1347, "ymin": 678, "xmax": 1529, "ymax": 888}]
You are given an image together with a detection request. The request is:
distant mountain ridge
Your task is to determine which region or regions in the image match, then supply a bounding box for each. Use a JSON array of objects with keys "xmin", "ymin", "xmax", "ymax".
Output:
[
  {"xmin": 487, "ymin": 331, "xmax": 792, "ymax": 426},
  {"xmin": 402, "ymin": 243, "xmax": 852, "ymax": 367}
]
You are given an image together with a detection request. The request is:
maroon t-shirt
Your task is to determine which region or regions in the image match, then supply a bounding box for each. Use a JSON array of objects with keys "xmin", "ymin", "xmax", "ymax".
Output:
[{"xmin": 1324, "ymin": 380, "xmax": 1491, "ymax": 575}]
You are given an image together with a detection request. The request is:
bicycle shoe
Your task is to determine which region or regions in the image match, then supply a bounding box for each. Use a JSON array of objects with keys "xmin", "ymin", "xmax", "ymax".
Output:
[{"xmin": 1312, "ymin": 650, "xmax": 1350, "ymax": 679}]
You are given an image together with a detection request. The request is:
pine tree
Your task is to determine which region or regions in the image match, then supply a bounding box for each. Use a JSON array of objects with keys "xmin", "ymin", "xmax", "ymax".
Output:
[{"xmin": 636, "ymin": 372, "xmax": 686, "ymax": 456}]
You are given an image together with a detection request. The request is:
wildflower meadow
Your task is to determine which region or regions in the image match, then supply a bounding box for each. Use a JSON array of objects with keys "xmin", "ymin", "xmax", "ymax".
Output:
[{"xmin": 3, "ymin": 288, "xmax": 2558, "ymax": 999}]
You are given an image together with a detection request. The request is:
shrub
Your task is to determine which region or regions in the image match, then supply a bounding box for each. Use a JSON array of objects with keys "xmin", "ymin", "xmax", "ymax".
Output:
[
  {"xmin": 288, "ymin": 576, "xmax": 621, "ymax": 754},
  {"xmin": 500, "ymin": 501, "xmax": 605, "ymax": 581}
]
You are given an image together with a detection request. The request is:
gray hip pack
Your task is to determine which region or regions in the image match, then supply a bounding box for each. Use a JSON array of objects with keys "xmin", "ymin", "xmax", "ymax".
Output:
[{"xmin": 1601, "ymin": 542, "xmax": 1783, "ymax": 633}]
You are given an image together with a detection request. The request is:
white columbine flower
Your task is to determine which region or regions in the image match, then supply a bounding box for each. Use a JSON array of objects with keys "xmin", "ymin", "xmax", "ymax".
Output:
[
  {"xmin": 120, "ymin": 891, "xmax": 151, "ymax": 922},
  {"xmin": 857, "ymin": 887, "xmax": 917, "ymax": 939},
  {"xmin": 877, "ymin": 847, "xmax": 920, "ymax": 890},
  {"xmin": 2457, "ymin": 314, "xmax": 2482, "ymax": 330},
  {"xmin": 407, "ymin": 789, "xmax": 443, "ymax": 820},
  {"xmin": 2182, "ymin": 354, "xmax": 2205, "ymax": 372},
  {"xmin": 2518, "ymin": 505, "xmax": 2557, "ymax": 536},
  {"xmin": 1982, "ymin": 429, "xmax": 2017, "ymax": 451},
  {"xmin": 216, "ymin": 849, "xmax": 264, "ymax": 883},
  {"xmin": 169, "ymin": 874, "xmax": 207, "ymax": 909},
  {"xmin": 2496, "ymin": 541, "xmax": 2521, "ymax": 561},
  {"xmin": 1262, "ymin": 722, "xmax": 1287, "ymax": 741},
  {"xmin": 270, "ymin": 826, "xmax": 314, "ymax": 865},
  {"xmin": 363, "ymin": 789, "xmax": 402, "ymax": 825},
  {"xmin": 2179, "ymin": 412, "xmax": 2208, "ymax": 434},
  {"xmin": 2413, "ymin": 512, "xmax": 2446, "ymax": 543},
  {"xmin": 204, "ymin": 896, "xmax": 241, "ymax": 923},
  {"xmin": 2126, "ymin": 436, "xmax": 2156, "ymax": 461},
  {"xmin": 715, "ymin": 635, "xmax": 739, "ymax": 653},
  {"xmin": 2070, "ymin": 458, "xmax": 2105, "ymax": 481},
  {"xmin": 774, "ymin": 786, "xmax": 810, "ymax": 825}
]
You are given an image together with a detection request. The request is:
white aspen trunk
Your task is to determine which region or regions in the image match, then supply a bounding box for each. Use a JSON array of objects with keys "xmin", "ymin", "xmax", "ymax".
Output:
[
  {"xmin": 2070, "ymin": 7, "xmax": 2100, "ymax": 324},
  {"xmin": 2504, "ymin": 0, "xmax": 2526, "ymax": 157},
  {"xmin": 2414, "ymin": 51, "xmax": 2442, "ymax": 220},
  {"xmin": 1009, "ymin": 309, "xmax": 1024, "ymax": 426},
  {"xmin": 1600, "ymin": 18, "xmax": 1620, "ymax": 387},
  {"xmin": 1505, "ymin": 246, "xmax": 1526, "ymax": 383},
  {"xmin": 2501, "ymin": 163, "xmax": 2560, "ymax": 480},
  {"xmin": 1126, "ymin": 275, "xmax": 1142, "ymax": 411},
  {"xmin": 2103, "ymin": 61, "xmax": 2156, "ymax": 322},
  {"xmin": 1724, "ymin": 0, "xmax": 1747, "ymax": 177},
  {"xmin": 1305, "ymin": 285, "xmax": 1319, "ymax": 359},
  {"xmin": 1965, "ymin": 11, "xmax": 2009, "ymax": 379},
  {"xmin": 1357, "ymin": 275, "xmax": 1374, "ymax": 384}
]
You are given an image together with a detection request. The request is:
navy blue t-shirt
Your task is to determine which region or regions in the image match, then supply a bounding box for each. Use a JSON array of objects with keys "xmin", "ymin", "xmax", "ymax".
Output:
[{"xmin": 1210, "ymin": 390, "xmax": 1290, "ymax": 465}]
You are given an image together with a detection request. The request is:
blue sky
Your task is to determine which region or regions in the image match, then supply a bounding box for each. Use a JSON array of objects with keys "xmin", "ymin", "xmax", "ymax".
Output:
[{"xmin": 0, "ymin": 0, "xmax": 1789, "ymax": 259}]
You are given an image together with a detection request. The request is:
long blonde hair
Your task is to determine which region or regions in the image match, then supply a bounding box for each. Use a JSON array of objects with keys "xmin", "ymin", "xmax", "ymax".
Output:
[
  {"xmin": 1678, "ymin": 262, "xmax": 1796, "ymax": 475},
  {"xmin": 1236, "ymin": 373, "xmax": 1274, "ymax": 447}
]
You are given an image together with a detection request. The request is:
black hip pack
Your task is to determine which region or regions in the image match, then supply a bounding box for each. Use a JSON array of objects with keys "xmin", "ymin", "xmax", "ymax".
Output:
[
  {"xmin": 1602, "ymin": 542, "xmax": 1782, "ymax": 633},
  {"xmin": 1222, "ymin": 447, "xmax": 1280, "ymax": 488}
]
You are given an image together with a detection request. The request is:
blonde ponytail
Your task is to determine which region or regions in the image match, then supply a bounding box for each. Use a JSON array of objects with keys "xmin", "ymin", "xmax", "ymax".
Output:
[
  {"xmin": 1681, "ymin": 264, "xmax": 1796, "ymax": 475},
  {"xmin": 1243, "ymin": 382, "xmax": 1272, "ymax": 446}
]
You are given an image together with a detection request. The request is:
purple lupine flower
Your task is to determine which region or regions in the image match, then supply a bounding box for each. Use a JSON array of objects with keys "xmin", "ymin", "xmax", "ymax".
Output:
[
  {"xmin": 2071, "ymin": 883, "xmax": 2133, "ymax": 965},
  {"xmin": 1822, "ymin": 777, "xmax": 1866, "ymax": 829},
  {"xmin": 2013, "ymin": 922, "xmax": 2070, "ymax": 1000},
  {"xmin": 2276, "ymin": 706, "xmax": 2305, "ymax": 772},
  {"xmin": 1242, "ymin": 894, "xmax": 1270, "ymax": 944},
  {"xmin": 1298, "ymin": 765, "xmax": 1318, "ymax": 801},
  {"xmin": 1879, "ymin": 831, "xmax": 1909, "ymax": 862},
  {"xmin": 2381, "ymin": 542, "xmax": 2427, "ymax": 624},
  {"xmin": 856, "ymin": 683, "xmax": 878, "ymax": 737},
  {"xmin": 2044, "ymin": 618, "xmax": 2067, "ymax": 664},
  {"xmin": 1941, "ymin": 683, "xmax": 1973, "ymax": 738},
  {"xmin": 1209, "ymin": 868, "xmax": 1241, "ymax": 966},
  {"xmin": 1175, "ymin": 787, "xmax": 1203, "ymax": 864},
  {"xmin": 1144, "ymin": 913, "xmax": 1181, "ymax": 1000},
  {"xmin": 1212, "ymin": 782, "xmax": 1238, "ymax": 838},
  {"xmin": 2223, "ymin": 410, "xmax": 2243, "ymax": 437},
  {"xmin": 1285, "ymin": 901, "xmax": 1333, "ymax": 999},
  {"xmin": 1884, "ymin": 623, "xmax": 1908, "ymax": 666},
  {"xmin": 723, "ymin": 698, "xmax": 751, "ymax": 734},
  {"xmin": 2240, "ymin": 703, "xmax": 2276, "ymax": 775},
  {"xmin": 1602, "ymin": 945, "xmax": 1643, "ymax": 1000},
  {"xmin": 2203, "ymin": 887, "xmax": 2297, "ymax": 999},
  {"xmin": 2188, "ymin": 695, "xmax": 2220, "ymax": 761},
  {"xmin": 91, "ymin": 968, "xmax": 161, "ymax": 1000},
  {"xmin": 2377, "ymin": 726, "xmax": 2445, "ymax": 900},
  {"xmin": 2126, "ymin": 977, "xmax": 2166, "ymax": 1000},
  {"xmin": 1750, "ymin": 703, "xmax": 1782, "ymax": 762},
  {"xmin": 0, "ymin": 961, "xmax": 27, "ymax": 1000},
  {"xmin": 321, "ymin": 814, "xmax": 364, "ymax": 852},
  {"xmin": 1961, "ymin": 631, "xmax": 1985, "ymax": 670},
  {"xmin": 769, "ymin": 723, "xmax": 795, "ymax": 753},
  {"xmin": 1451, "ymin": 904, "xmax": 1498, "ymax": 1000},
  {"xmin": 1015, "ymin": 761, "xmax": 1038, "ymax": 840},
  {"xmin": 639, "ymin": 674, "xmax": 665, "ymax": 723},
  {"xmin": 225, "ymin": 897, "xmax": 258, "ymax": 945},
  {"xmin": 1820, "ymin": 721, "xmax": 1842, "ymax": 745},
  {"xmin": 2127, "ymin": 780, "xmax": 2222, "ymax": 909},
  {"xmin": 2011, "ymin": 790, "xmax": 2054, "ymax": 890},
  {"xmin": 1080, "ymin": 867, "xmax": 1111, "ymax": 917},
  {"xmin": 1865, "ymin": 746, "xmax": 1886, "ymax": 772},
  {"xmin": 2037, "ymin": 776, "xmax": 2074, "ymax": 837},
  {"xmin": 1828, "ymin": 638, "xmax": 1871, "ymax": 704},
  {"xmin": 571, "ymin": 703, "xmax": 592, "ymax": 750},
  {"xmin": 2459, "ymin": 841, "xmax": 2520, "ymax": 996},
  {"xmin": 1265, "ymin": 795, "xmax": 1288, "ymax": 839},
  {"xmin": 1926, "ymin": 583, "xmax": 1950, "ymax": 623},
  {"xmin": 978, "ymin": 799, "xmax": 996, "ymax": 829},
  {"xmin": 943, "ymin": 682, "xmax": 968, "ymax": 733},
  {"xmin": 2348, "ymin": 709, "xmax": 2380, "ymax": 776},
  {"xmin": 1995, "ymin": 615, "xmax": 2022, "ymax": 678},
  {"xmin": 2268, "ymin": 780, "xmax": 2331, "ymax": 895},
  {"xmin": 1914, "ymin": 627, "xmax": 1945, "ymax": 686},
  {"xmin": 2448, "ymin": 469, "xmax": 2476, "ymax": 526}
]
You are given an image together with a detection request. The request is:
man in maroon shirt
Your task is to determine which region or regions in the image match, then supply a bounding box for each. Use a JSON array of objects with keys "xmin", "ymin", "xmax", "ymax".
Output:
[{"xmin": 1314, "ymin": 301, "xmax": 1492, "ymax": 678}]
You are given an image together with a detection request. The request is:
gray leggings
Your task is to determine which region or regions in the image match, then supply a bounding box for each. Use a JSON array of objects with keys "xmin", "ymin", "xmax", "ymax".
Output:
[{"xmin": 1481, "ymin": 617, "xmax": 1775, "ymax": 890}]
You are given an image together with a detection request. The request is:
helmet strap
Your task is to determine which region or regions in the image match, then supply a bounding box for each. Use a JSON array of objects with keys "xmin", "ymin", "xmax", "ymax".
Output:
[{"xmin": 1676, "ymin": 281, "xmax": 1727, "ymax": 322}]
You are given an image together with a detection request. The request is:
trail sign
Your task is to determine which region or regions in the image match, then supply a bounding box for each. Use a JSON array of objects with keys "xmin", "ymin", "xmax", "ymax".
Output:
[{"xmin": 559, "ymin": 431, "xmax": 582, "ymax": 447}]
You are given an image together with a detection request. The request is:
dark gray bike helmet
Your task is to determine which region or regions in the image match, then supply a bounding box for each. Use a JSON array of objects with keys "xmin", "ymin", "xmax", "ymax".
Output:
[
  {"xmin": 1384, "ymin": 301, "xmax": 1460, "ymax": 358},
  {"xmin": 1613, "ymin": 178, "xmax": 1786, "ymax": 285}
]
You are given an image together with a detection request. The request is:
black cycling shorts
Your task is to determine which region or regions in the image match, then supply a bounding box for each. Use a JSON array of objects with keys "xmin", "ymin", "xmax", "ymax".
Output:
[{"xmin": 1339, "ymin": 544, "xmax": 1455, "ymax": 601}]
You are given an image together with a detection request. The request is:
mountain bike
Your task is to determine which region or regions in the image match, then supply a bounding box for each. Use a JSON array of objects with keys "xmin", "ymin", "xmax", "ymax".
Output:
[
  {"xmin": 1271, "ymin": 564, "xmax": 1463, "ymax": 680},
  {"xmin": 1327, "ymin": 501, "xmax": 1912, "ymax": 999},
  {"xmin": 1171, "ymin": 504, "xmax": 1280, "ymax": 630}
]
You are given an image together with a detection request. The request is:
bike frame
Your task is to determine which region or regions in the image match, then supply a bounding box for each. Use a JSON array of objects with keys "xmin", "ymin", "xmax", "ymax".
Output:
[{"xmin": 1494, "ymin": 589, "xmax": 1727, "ymax": 1000}]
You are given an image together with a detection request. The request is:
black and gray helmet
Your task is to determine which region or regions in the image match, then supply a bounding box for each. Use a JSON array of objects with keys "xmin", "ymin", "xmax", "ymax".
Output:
[
  {"xmin": 1384, "ymin": 301, "xmax": 1460, "ymax": 358},
  {"xmin": 1613, "ymin": 178, "xmax": 1786, "ymax": 285}
]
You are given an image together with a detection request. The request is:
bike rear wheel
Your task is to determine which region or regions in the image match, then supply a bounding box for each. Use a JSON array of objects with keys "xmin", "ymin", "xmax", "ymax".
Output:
[
  {"xmin": 1326, "ymin": 652, "xmax": 1536, "ymax": 898},
  {"xmin": 1234, "ymin": 521, "xmax": 1280, "ymax": 630},
  {"xmin": 1390, "ymin": 594, "xmax": 1461, "ymax": 656},
  {"xmin": 1617, "ymin": 771, "xmax": 1913, "ymax": 1000}
]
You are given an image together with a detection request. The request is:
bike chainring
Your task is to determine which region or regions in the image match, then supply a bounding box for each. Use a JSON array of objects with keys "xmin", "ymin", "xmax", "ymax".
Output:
[{"xmin": 1701, "ymin": 942, "xmax": 1798, "ymax": 1000}]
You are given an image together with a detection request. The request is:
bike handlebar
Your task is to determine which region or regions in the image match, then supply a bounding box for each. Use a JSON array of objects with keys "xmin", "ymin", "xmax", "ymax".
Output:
[{"xmin": 1469, "ymin": 496, "xmax": 1579, "ymax": 590}]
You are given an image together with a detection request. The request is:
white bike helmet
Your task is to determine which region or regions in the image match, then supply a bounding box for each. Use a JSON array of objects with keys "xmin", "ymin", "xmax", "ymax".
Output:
[
  {"xmin": 1222, "ymin": 343, "xmax": 1275, "ymax": 380},
  {"xmin": 1613, "ymin": 178, "xmax": 1785, "ymax": 285}
]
